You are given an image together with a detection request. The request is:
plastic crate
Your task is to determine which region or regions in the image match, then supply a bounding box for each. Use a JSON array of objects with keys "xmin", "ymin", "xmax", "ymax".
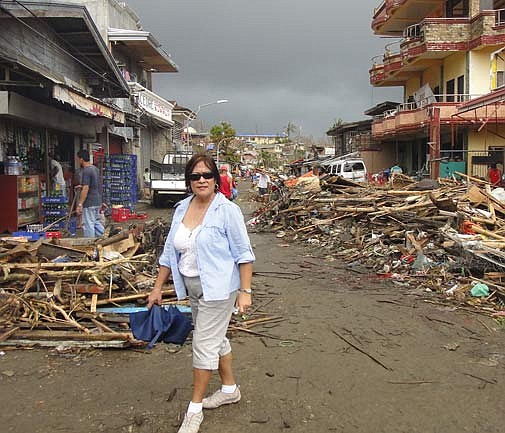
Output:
[
  {"xmin": 45, "ymin": 231, "xmax": 62, "ymax": 239},
  {"xmin": 111, "ymin": 207, "xmax": 130, "ymax": 222},
  {"xmin": 42, "ymin": 196, "xmax": 69, "ymax": 204},
  {"xmin": 42, "ymin": 209, "xmax": 68, "ymax": 217},
  {"xmin": 12, "ymin": 231, "xmax": 46, "ymax": 241}
]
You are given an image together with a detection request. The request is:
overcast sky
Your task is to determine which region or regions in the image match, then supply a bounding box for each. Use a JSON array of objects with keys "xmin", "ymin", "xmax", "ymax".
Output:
[{"xmin": 125, "ymin": 0, "xmax": 401, "ymax": 140}]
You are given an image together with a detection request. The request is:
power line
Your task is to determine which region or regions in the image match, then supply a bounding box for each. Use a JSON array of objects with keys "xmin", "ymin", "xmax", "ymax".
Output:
[{"xmin": 0, "ymin": 1, "xmax": 126, "ymax": 93}]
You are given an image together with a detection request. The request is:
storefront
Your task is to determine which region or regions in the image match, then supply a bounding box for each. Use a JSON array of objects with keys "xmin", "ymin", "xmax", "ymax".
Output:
[{"xmin": 0, "ymin": 88, "xmax": 126, "ymax": 233}]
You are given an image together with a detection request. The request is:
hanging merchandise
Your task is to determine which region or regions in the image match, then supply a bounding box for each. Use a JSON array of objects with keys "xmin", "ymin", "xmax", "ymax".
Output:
[
  {"xmin": 14, "ymin": 126, "xmax": 45, "ymax": 173},
  {"xmin": 103, "ymin": 154, "xmax": 138, "ymax": 211},
  {"xmin": 4, "ymin": 156, "xmax": 22, "ymax": 175}
]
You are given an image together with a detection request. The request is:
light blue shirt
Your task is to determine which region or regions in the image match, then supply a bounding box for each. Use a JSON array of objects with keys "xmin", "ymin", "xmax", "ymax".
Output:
[{"xmin": 159, "ymin": 192, "xmax": 255, "ymax": 301}]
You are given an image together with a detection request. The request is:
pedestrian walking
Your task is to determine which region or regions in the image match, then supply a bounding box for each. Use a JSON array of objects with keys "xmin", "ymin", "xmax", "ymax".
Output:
[
  {"xmin": 143, "ymin": 167, "xmax": 151, "ymax": 199},
  {"xmin": 256, "ymin": 169, "xmax": 271, "ymax": 197},
  {"xmin": 488, "ymin": 163, "xmax": 502, "ymax": 186},
  {"xmin": 148, "ymin": 154, "xmax": 255, "ymax": 433},
  {"xmin": 75, "ymin": 149, "xmax": 104, "ymax": 238},
  {"xmin": 219, "ymin": 165, "xmax": 232, "ymax": 199}
]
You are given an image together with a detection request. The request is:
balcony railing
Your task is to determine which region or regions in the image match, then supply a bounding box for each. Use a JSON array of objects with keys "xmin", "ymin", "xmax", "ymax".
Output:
[
  {"xmin": 403, "ymin": 23, "xmax": 423, "ymax": 39},
  {"xmin": 374, "ymin": 94, "xmax": 478, "ymax": 120}
]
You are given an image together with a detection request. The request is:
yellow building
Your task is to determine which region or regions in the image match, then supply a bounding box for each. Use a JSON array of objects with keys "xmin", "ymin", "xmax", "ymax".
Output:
[{"xmin": 370, "ymin": 0, "xmax": 505, "ymax": 178}]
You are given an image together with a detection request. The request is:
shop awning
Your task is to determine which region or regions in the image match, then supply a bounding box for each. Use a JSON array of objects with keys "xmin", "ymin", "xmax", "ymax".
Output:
[
  {"xmin": 108, "ymin": 28, "xmax": 179, "ymax": 73},
  {"xmin": 53, "ymin": 85, "xmax": 125, "ymax": 124},
  {"xmin": 0, "ymin": 91, "xmax": 109, "ymax": 135}
]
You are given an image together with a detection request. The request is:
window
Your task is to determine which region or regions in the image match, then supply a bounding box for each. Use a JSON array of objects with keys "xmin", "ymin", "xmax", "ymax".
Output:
[
  {"xmin": 434, "ymin": 85, "xmax": 441, "ymax": 102},
  {"xmin": 457, "ymin": 75, "xmax": 465, "ymax": 101},
  {"xmin": 446, "ymin": 79, "xmax": 455, "ymax": 102},
  {"xmin": 446, "ymin": 0, "xmax": 469, "ymax": 18},
  {"xmin": 497, "ymin": 71, "xmax": 505, "ymax": 88}
]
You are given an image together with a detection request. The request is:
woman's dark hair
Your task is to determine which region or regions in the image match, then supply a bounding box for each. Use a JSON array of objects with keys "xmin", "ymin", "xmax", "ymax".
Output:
[{"xmin": 185, "ymin": 153, "xmax": 221, "ymax": 190}]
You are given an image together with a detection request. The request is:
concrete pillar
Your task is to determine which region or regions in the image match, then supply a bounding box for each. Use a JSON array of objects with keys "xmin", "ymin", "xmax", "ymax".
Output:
[
  {"xmin": 429, "ymin": 107, "xmax": 441, "ymax": 179},
  {"xmin": 469, "ymin": 0, "xmax": 480, "ymax": 17}
]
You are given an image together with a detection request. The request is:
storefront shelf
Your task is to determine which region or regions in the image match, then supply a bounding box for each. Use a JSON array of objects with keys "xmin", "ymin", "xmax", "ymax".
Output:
[{"xmin": 0, "ymin": 175, "xmax": 42, "ymax": 233}]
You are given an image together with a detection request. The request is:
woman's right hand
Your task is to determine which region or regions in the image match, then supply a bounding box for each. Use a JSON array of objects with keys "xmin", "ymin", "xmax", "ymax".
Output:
[{"xmin": 147, "ymin": 288, "xmax": 162, "ymax": 308}]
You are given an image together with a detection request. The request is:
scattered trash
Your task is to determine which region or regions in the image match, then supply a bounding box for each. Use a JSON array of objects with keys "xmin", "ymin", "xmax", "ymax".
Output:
[
  {"xmin": 251, "ymin": 172, "xmax": 505, "ymax": 317},
  {"xmin": 443, "ymin": 342, "xmax": 460, "ymax": 351},
  {"xmin": 470, "ymin": 283, "xmax": 490, "ymax": 298}
]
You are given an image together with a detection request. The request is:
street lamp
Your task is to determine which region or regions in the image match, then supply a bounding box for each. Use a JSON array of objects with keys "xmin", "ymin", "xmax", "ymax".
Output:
[
  {"xmin": 217, "ymin": 130, "xmax": 225, "ymax": 167},
  {"xmin": 186, "ymin": 99, "xmax": 229, "ymax": 151}
]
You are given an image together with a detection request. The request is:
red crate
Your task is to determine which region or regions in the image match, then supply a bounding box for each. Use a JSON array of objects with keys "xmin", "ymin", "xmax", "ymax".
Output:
[
  {"xmin": 111, "ymin": 207, "xmax": 130, "ymax": 222},
  {"xmin": 45, "ymin": 231, "xmax": 61, "ymax": 239}
]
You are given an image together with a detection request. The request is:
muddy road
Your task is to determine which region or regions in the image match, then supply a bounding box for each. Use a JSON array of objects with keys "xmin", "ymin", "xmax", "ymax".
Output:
[{"xmin": 1, "ymin": 182, "xmax": 504, "ymax": 433}]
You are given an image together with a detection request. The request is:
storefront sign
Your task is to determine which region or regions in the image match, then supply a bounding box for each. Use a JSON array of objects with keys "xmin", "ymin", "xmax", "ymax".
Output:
[
  {"xmin": 53, "ymin": 85, "xmax": 125, "ymax": 123},
  {"xmin": 129, "ymin": 82, "xmax": 174, "ymax": 125}
]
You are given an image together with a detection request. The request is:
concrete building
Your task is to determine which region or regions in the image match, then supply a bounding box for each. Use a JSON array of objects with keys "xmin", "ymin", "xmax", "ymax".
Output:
[
  {"xmin": 236, "ymin": 133, "xmax": 288, "ymax": 146},
  {"xmin": 326, "ymin": 120, "xmax": 388, "ymax": 174},
  {"xmin": 0, "ymin": 0, "xmax": 180, "ymax": 198},
  {"xmin": 0, "ymin": 1, "xmax": 129, "ymax": 194},
  {"xmin": 370, "ymin": 0, "xmax": 505, "ymax": 178},
  {"xmin": 65, "ymin": 0, "xmax": 179, "ymax": 175}
]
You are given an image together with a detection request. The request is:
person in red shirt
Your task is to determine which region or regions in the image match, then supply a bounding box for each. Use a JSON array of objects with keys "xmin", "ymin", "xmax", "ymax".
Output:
[
  {"xmin": 219, "ymin": 165, "xmax": 232, "ymax": 199},
  {"xmin": 488, "ymin": 163, "xmax": 502, "ymax": 186}
]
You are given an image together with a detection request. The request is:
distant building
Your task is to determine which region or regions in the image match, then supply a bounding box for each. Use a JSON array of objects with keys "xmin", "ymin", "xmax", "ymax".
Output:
[{"xmin": 236, "ymin": 133, "xmax": 287, "ymax": 146}]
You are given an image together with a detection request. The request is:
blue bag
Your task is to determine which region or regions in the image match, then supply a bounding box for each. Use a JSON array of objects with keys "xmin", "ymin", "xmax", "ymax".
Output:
[{"xmin": 129, "ymin": 305, "xmax": 192, "ymax": 349}]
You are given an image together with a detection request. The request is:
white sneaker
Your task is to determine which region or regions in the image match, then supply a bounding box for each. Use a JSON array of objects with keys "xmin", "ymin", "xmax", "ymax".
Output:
[
  {"xmin": 177, "ymin": 411, "xmax": 203, "ymax": 433},
  {"xmin": 202, "ymin": 387, "xmax": 241, "ymax": 409}
]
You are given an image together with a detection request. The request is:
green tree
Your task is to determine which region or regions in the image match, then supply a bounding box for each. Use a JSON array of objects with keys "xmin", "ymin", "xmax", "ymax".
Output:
[
  {"xmin": 210, "ymin": 121, "xmax": 236, "ymax": 162},
  {"xmin": 259, "ymin": 150, "xmax": 276, "ymax": 169}
]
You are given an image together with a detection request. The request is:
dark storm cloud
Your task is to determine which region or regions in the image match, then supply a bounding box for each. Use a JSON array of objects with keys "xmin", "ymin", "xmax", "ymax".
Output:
[{"xmin": 125, "ymin": 0, "xmax": 401, "ymax": 138}]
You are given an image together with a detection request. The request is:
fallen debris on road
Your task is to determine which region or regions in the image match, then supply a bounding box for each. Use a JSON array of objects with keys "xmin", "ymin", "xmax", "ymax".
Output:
[{"xmin": 250, "ymin": 173, "xmax": 505, "ymax": 317}]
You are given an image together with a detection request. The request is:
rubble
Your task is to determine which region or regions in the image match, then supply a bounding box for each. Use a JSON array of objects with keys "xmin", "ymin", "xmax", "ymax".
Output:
[
  {"xmin": 250, "ymin": 173, "xmax": 505, "ymax": 317},
  {"xmin": 0, "ymin": 218, "xmax": 175, "ymax": 349},
  {"xmin": 0, "ymin": 216, "xmax": 280, "ymax": 349}
]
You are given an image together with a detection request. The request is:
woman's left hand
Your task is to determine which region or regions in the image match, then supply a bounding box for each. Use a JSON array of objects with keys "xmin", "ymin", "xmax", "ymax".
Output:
[{"xmin": 236, "ymin": 292, "xmax": 252, "ymax": 314}]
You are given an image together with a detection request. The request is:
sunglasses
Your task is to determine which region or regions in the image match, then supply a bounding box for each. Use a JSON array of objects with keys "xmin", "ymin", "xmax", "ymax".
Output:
[{"xmin": 188, "ymin": 172, "xmax": 214, "ymax": 181}]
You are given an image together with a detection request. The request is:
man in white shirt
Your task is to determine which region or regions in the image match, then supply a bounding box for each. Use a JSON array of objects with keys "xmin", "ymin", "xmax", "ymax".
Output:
[
  {"xmin": 50, "ymin": 157, "xmax": 66, "ymax": 197},
  {"xmin": 257, "ymin": 170, "xmax": 270, "ymax": 196}
]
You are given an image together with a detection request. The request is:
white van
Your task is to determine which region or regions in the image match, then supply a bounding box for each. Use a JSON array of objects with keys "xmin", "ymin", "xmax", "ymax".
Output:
[{"xmin": 325, "ymin": 158, "xmax": 367, "ymax": 183}]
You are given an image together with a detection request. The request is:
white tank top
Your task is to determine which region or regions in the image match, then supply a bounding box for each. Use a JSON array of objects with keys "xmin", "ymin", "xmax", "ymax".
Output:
[{"xmin": 173, "ymin": 223, "xmax": 201, "ymax": 277}]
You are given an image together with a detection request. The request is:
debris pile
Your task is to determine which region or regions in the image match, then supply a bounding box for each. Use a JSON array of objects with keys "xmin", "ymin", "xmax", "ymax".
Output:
[
  {"xmin": 250, "ymin": 172, "xmax": 505, "ymax": 316},
  {"xmin": 0, "ymin": 217, "xmax": 281, "ymax": 349},
  {"xmin": 0, "ymin": 219, "xmax": 176, "ymax": 349}
]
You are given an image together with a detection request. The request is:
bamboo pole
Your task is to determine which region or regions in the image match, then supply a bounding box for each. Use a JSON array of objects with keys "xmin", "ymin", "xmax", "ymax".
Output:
[
  {"xmin": 4, "ymin": 255, "xmax": 148, "ymax": 270},
  {"xmin": 84, "ymin": 288, "xmax": 175, "ymax": 306}
]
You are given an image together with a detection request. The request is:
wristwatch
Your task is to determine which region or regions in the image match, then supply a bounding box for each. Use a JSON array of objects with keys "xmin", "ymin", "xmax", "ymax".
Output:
[{"xmin": 238, "ymin": 288, "xmax": 252, "ymax": 294}]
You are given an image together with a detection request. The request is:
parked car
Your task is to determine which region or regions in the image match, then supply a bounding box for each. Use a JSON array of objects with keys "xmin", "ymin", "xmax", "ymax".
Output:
[{"xmin": 322, "ymin": 153, "xmax": 367, "ymax": 183}]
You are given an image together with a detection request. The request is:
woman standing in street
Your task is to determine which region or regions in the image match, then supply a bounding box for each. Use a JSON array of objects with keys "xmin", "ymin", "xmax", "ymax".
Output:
[{"xmin": 148, "ymin": 154, "xmax": 255, "ymax": 433}]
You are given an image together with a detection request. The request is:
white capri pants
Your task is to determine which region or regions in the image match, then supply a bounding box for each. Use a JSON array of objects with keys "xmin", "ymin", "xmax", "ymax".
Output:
[{"xmin": 184, "ymin": 276, "xmax": 237, "ymax": 370}]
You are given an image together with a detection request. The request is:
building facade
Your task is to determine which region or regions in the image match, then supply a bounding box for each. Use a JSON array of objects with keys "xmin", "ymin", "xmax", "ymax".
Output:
[
  {"xmin": 370, "ymin": 0, "xmax": 505, "ymax": 178},
  {"xmin": 0, "ymin": 0, "xmax": 179, "ymax": 204},
  {"xmin": 71, "ymin": 0, "xmax": 179, "ymax": 177},
  {"xmin": 0, "ymin": 1, "xmax": 129, "ymax": 196}
]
